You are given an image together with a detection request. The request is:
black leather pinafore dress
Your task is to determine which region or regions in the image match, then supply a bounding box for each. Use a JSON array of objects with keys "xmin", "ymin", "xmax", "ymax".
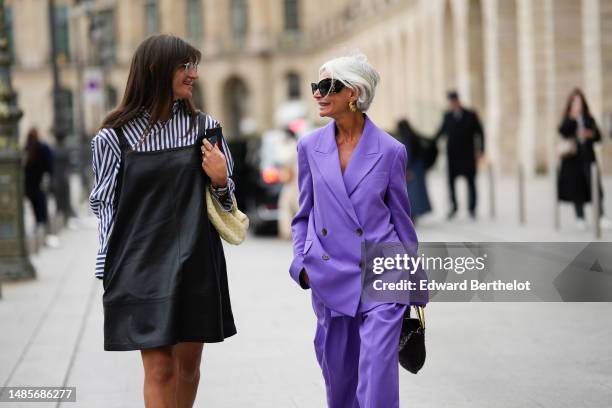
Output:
[{"xmin": 102, "ymin": 127, "xmax": 236, "ymax": 351}]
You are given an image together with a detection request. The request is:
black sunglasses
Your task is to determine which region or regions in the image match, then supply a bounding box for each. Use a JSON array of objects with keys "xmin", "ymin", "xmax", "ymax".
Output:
[{"xmin": 311, "ymin": 78, "xmax": 345, "ymax": 96}]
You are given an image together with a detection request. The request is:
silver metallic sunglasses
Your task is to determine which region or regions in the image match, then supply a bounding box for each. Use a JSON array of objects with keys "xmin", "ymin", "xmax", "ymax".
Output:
[{"xmin": 182, "ymin": 62, "xmax": 199, "ymax": 73}]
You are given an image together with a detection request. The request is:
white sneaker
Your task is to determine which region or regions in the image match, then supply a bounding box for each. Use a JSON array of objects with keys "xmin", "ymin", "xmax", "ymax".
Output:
[
  {"xmin": 576, "ymin": 219, "xmax": 587, "ymax": 231},
  {"xmin": 44, "ymin": 234, "xmax": 61, "ymax": 248},
  {"xmin": 600, "ymin": 217, "xmax": 612, "ymax": 230}
]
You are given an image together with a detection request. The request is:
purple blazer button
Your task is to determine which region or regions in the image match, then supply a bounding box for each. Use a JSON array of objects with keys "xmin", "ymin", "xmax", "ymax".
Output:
[
  {"xmin": 321, "ymin": 228, "xmax": 328, "ymax": 236},
  {"xmin": 322, "ymin": 254, "xmax": 330, "ymax": 261}
]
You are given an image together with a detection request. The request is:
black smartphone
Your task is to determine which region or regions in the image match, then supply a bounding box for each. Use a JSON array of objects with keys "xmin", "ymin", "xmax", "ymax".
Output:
[{"xmin": 204, "ymin": 127, "xmax": 222, "ymax": 147}]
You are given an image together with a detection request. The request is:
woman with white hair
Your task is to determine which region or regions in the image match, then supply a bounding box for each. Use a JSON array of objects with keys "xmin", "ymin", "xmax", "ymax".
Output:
[{"xmin": 288, "ymin": 53, "xmax": 426, "ymax": 407}]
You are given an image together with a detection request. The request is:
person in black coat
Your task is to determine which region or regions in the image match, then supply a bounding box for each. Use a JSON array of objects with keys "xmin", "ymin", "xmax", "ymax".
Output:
[
  {"xmin": 434, "ymin": 91, "xmax": 485, "ymax": 219},
  {"xmin": 397, "ymin": 119, "xmax": 432, "ymax": 224},
  {"xmin": 24, "ymin": 127, "xmax": 53, "ymax": 227},
  {"xmin": 557, "ymin": 88, "xmax": 611, "ymax": 230}
]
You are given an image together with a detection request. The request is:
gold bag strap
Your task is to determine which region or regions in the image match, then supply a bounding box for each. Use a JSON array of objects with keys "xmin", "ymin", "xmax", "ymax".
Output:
[{"xmin": 411, "ymin": 305, "xmax": 426, "ymax": 330}]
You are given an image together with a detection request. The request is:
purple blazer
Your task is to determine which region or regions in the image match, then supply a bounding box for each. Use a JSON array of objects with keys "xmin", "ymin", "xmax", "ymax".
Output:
[{"xmin": 289, "ymin": 115, "xmax": 421, "ymax": 317}]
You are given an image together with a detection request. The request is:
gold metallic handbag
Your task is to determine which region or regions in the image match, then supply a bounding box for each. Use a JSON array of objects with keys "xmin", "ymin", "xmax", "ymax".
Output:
[{"xmin": 205, "ymin": 184, "xmax": 249, "ymax": 245}]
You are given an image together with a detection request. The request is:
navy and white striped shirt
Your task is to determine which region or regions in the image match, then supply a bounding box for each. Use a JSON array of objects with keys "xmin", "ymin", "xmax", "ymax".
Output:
[{"xmin": 89, "ymin": 101, "xmax": 235, "ymax": 279}]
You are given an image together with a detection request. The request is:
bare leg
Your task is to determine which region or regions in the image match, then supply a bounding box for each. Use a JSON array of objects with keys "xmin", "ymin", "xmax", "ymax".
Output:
[
  {"xmin": 141, "ymin": 346, "xmax": 177, "ymax": 408},
  {"xmin": 174, "ymin": 342, "xmax": 204, "ymax": 408}
]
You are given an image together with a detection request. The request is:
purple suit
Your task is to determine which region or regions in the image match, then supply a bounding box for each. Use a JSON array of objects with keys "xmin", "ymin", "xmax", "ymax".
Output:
[{"xmin": 290, "ymin": 115, "xmax": 421, "ymax": 407}]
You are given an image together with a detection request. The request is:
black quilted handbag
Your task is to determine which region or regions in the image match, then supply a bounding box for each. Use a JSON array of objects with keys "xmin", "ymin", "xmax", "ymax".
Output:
[{"xmin": 398, "ymin": 305, "xmax": 426, "ymax": 374}]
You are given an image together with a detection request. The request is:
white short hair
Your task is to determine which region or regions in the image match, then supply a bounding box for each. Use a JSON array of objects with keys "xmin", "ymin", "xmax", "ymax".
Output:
[{"xmin": 319, "ymin": 52, "xmax": 380, "ymax": 112}]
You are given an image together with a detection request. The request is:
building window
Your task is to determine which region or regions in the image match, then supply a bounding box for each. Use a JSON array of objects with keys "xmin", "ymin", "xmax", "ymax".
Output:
[
  {"xmin": 187, "ymin": 0, "xmax": 203, "ymax": 42},
  {"xmin": 57, "ymin": 88, "xmax": 74, "ymax": 137},
  {"xmin": 230, "ymin": 0, "xmax": 248, "ymax": 44},
  {"xmin": 145, "ymin": 0, "xmax": 159, "ymax": 36},
  {"xmin": 4, "ymin": 6, "xmax": 15, "ymax": 62},
  {"xmin": 90, "ymin": 9, "xmax": 116, "ymax": 64},
  {"xmin": 284, "ymin": 0, "xmax": 299, "ymax": 31},
  {"xmin": 54, "ymin": 5, "xmax": 70, "ymax": 64},
  {"xmin": 287, "ymin": 72, "xmax": 301, "ymax": 100},
  {"xmin": 105, "ymin": 85, "xmax": 118, "ymax": 112}
]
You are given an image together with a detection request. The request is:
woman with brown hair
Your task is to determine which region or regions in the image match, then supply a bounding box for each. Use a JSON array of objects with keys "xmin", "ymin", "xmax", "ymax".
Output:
[
  {"xmin": 557, "ymin": 88, "xmax": 611, "ymax": 230},
  {"xmin": 89, "ymin": 34, "xmax": 236, "ymax": 407},
  {"xmin": 24, "ymin": 127, "xmax": 57, "ymax": 246}
]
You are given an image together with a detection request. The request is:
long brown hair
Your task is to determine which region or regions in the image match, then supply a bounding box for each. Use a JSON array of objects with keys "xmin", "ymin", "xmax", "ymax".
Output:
[
  {"xmin": 100, "ymin": 34, "xmax": 201, "ymax": 140},
  {"xmin": 25, "ymin": 127, "xmax": 41, "ymax": 163},
  {"xmin": 562, "ymin": 88, "xmax": 592, "ymax": 121}
]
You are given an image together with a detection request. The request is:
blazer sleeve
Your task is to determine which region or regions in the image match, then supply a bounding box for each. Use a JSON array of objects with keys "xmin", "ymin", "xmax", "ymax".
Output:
[
  {"xmin": 386, "ymin": 144, "xmax": 417, "ymax": 253},
  {"xmin": 386, "ymin": 144, "xmax": 428, "ymax": 305},
  {"xmin": 473, "ymin": 111, "xmax": 485, "ymax": 153},
  {"xmin": 588, "ymin": 116, "xmax": 602, "ymax": 143},
  {"xmin": 289, "ymin": 139, "xmax": 313, "ymax": 289}
]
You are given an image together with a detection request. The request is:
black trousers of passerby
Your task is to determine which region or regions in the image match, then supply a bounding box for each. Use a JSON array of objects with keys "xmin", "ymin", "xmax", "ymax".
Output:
[
  {"xmin": 449, "ymin": 172, "xmax": 477, "ymax": 215},
  {"xmin": 569, "ymin": 161, "xmax": 604, "ymax": 220},
  {"xmin": 574, "ymin": 200, "xmax": 604, "ymax": 219},
  {"xmin": 26, "ymin": 188, "xmax": 49, "ymax": 225}
]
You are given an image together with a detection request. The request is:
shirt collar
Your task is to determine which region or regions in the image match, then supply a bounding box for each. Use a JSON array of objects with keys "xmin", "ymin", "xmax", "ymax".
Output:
[
  {"xmin": 172, "ymin": 99, "xmax": 183, "ymax": 115},
  {"xmin": 141, "ymin": 99, "xmax": 185, "ymax": 121}
]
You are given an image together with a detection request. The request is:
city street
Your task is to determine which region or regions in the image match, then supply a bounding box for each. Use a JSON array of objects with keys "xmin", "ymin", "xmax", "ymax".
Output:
[
  {"xmin": 3, "ymin": 0, "xmax": 612, "ymax": 407},
  {"xmin": 2, "ymin": 171, "xmax": 612, "ymax": 407}
]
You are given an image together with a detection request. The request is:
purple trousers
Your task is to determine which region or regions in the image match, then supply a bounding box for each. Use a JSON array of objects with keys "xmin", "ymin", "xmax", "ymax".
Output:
[{"xmin": 311, "ymin": 294, "xmax": 407, "ymax": 408}]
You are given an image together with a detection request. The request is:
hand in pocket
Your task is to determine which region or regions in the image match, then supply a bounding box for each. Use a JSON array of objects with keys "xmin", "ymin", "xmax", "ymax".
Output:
[{"xmin": 300, "ymin": 268, "xmax": 310, "ymax": 288}]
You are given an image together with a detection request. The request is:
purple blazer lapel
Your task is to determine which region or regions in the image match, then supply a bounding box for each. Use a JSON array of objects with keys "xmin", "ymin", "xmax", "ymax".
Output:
[
  {"xmin": 343, "ymin": 115, "xmax": 382, "ymax": 197},
  {"xmin": 313, "ymin": 121, "xmax": 360, "ymax": 226}
]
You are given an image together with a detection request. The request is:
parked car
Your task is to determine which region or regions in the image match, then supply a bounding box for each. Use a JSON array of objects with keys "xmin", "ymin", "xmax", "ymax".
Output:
[{"xmin": 244, "ymin": 129, "xmax": 287, "ymax": 235}]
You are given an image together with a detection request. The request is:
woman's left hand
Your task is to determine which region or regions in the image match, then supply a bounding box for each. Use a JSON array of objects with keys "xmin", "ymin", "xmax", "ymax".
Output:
[{"xmin": 201, "ymin": 139, "xmax": 228, "ymax": 187}]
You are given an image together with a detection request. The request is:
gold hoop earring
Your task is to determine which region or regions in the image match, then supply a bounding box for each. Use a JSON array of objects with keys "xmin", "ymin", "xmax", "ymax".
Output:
[{"xmin": 349, "ymin": 101, "xmax": 358, "ymax": 112}]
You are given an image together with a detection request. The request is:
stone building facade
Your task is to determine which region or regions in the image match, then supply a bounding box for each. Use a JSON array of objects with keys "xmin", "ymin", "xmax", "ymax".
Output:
[{"xmin": 6, "ymin": 0, "xmax": 612, "ymax": 176}]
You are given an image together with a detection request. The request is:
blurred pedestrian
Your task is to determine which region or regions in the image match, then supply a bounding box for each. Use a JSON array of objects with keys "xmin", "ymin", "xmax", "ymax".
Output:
[
  {"xmin": 278, "ymin": 126, "xmax": 299, "ymax": 240},
  {"xmin": 89, "ymin": 34, "xmax": 236, "ymax": 407},
  {"xmin": 397, "ymin": 119, "xmax": 432, "ymax": 224},
  {"xmin": 557, "ymin": 88, "xmax": 611, "ymax": 230},
  {"xmin": 24, "ymin": 127, "xmax": 59, "ymax": 247},
  {"xmin": 290, "ymin": 52, "xmax": 427, "ymax": 408},
  {"xmin": 434, "ymin": 91, "xmax": 485, "ymax": 220}
]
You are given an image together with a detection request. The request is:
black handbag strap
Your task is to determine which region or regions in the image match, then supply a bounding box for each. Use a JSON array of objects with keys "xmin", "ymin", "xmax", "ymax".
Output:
[
  {"xmin": 115, "ymin": 126, "xmax": 130, "ymax": 153},
  {"xmin": 113, "ymin": 127, "xmax": 128, "ymax": 209},
  {"xmin": 197, "ymin": 112, "xmax": 206, "ymax": 139}
]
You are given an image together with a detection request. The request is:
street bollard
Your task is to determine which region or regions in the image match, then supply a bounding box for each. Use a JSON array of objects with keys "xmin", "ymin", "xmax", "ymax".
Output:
[
  {"xmin": 518, "ymin": 162, "xmax": 525, "ymax": 225},
  {"xmin": 554, "ymin": 163, "xmax": 560, "ymax": 230},
  {"xmin": 592, "ymin": 162, "xmax": 601, "ymax": 239},
  {"xmin": 488, "ymin": 162, "xmax": 495, "ymax": 219}
]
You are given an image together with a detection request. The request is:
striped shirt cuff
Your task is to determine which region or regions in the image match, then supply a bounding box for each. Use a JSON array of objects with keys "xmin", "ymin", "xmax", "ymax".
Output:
[
  {"xmin": 95, "ymin": 253, "xmax": 106, "ymax": 279},
  {"xmin": 210, "ymin": 178, "xmax": 236, "ymax": 212}
]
